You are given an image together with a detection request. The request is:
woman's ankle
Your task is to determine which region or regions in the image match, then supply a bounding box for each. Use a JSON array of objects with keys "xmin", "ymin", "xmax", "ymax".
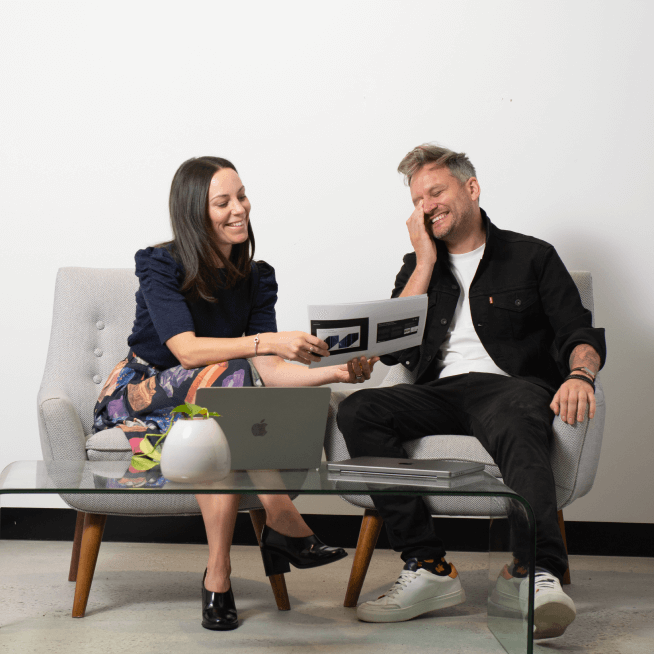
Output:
[
  {"xmin": 266, "ymin": 511, "xmax": 313, "ymax": 538},
  {"xmin": 205, "ymin": 564, "xmax": 231, "ymax": 593}
]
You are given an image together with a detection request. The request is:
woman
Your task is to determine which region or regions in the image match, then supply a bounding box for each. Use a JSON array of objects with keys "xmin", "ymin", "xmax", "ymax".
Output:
[{"xmin": 93, "ymin": 156, "xmax": 378, "ymax": 631}]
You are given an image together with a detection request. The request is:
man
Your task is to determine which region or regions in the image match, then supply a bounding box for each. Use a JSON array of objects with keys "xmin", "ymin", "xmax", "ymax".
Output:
[{"xmin": 337, "ymin": 144, "xmax": 605, "ymax": 639}]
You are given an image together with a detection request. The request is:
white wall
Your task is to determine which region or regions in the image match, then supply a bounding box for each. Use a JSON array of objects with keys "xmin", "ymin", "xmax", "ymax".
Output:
[{"xmin": 1, "ymin": 1, "xmax": 652, "ymax": 522}]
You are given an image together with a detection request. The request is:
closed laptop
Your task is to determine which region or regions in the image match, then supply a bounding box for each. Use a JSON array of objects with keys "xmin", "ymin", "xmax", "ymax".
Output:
[
  {"xmin": 326, "ymin": 456, "xmax": 485, "ymax": 479},
  {"xmin": 195, "ymin": 387, "xmax": 331, "ymax": 470}
]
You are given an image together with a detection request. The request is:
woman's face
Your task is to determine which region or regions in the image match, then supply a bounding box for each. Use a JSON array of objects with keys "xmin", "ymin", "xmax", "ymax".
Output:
[{"xmin": 207, "ymin": 167, "xmax": 251, "ymax": 260}]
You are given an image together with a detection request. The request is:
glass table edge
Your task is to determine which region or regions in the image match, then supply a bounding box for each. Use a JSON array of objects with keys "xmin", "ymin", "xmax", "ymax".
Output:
[{"xmin": 0, "ymin": 461, "xmax": 532, "ymax": 507}]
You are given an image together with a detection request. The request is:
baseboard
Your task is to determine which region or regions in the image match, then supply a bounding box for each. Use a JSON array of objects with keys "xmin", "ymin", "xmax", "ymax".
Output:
[{"xmin": 1, "ymin": 508, "xmax": 652, "ymax": 557}]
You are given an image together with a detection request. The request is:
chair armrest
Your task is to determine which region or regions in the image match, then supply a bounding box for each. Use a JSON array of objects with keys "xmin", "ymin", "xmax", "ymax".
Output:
[
  {"xmin": 378, "ymin": 363, "xmax": 417, "ymax": 387},
  {"xmin": 550, "ymin": 378, "xmax": 606, "ymax": 507},
  {"xmin": 37, "ymin": 386, "xmax": 87, "ymax": 461},
  {"xmin": 324, "ymin": 389, "xmax": 361, "ymax": 462}
]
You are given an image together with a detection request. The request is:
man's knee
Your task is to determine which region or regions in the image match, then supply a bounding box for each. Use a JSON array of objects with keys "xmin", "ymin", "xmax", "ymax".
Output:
[{"xmin": 336, "ymin": 388, "xmax": 386, "ymax": 435}]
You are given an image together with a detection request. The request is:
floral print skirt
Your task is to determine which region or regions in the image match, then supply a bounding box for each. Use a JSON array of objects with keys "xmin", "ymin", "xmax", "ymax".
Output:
[{"xmin": 92, "ymin": 350, "xmax": 255, "ymax": 484}]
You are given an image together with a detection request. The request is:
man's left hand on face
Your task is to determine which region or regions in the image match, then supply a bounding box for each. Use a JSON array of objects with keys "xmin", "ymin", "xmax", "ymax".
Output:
[
  {"xmin": 334, "ymin": 356, "xmax": 381, "ymax": 384},
  {"xmin": 550, "ymin": 378, "xmax": 596, "ymax": 426}
]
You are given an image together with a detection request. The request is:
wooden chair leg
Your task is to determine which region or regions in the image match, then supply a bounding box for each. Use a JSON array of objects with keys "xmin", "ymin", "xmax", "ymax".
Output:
[
  {"xmin": 72, "ymin": 512, "xmax": 107, "ymax": 618},
  {"xmin": 344, "ymin": 509, "xmax": 384, "ymax": 608},
  {"xmin": 249, "ymin": 508, "xmax": 291, "ymax": 611},
  {"xmin": 557, "ymin": 509, "xmax": 571, "ymax": 585},
  {"xmin": 68, "ymin": 511, "xmax": 85, "ymax": 582}
]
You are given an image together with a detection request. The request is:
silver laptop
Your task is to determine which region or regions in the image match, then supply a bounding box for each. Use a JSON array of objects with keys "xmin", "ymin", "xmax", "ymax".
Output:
[
  {"xmin": 327, "ymin": 470, "xmax": 487, "ymax": 490},
  {"xmin": 195, "ymin": 387, "xmax": 331, "ymax": 470},
  {"xmin": 327, "ymin": 456, "xmax": 485, "ymax": 479}
]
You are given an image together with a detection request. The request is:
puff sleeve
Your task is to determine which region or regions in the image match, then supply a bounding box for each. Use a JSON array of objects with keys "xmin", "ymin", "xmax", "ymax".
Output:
[
  {"xmin": 134, "ymin": 247, "xmax": 196, "ymax": 344},
  {"xmin": 245, "ymin": 260, "xmax": 278, "ymax": 335}
]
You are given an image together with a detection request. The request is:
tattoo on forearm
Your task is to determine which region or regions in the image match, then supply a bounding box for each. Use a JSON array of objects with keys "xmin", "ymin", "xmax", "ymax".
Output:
[{"xmin": 569, "ymin": 344, "xmax": 600, "ymax": 374}]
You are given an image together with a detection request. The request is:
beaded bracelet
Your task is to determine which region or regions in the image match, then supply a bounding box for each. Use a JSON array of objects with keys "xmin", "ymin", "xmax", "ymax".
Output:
[
  {"xmin": 564, "ymin": 374, "xmax": 595, "ymax": 391},
  {"xmin": 570, "ymin": 366, "xmax": 596, "ymax": 380}
]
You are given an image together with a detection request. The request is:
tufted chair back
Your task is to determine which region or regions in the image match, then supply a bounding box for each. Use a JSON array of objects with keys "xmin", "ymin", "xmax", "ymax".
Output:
[
  {"xmin": 36, "ymin": 267, "xmax": 270, "ymax": 516},
  {"xmin": 39, "ymin": 268, "xmax": 139, "ymax": 442}
]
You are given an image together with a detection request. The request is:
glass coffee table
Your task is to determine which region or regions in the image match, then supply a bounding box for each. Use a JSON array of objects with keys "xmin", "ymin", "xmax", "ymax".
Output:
[{"xmin": 0, "ymin": 460, "xmax": 535, "ymax": 654}]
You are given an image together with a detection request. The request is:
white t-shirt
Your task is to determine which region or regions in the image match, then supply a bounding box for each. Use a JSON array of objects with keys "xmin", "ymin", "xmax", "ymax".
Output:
[{"xmin": 436, "ymin": 244, "xmax": 508, "ymax": 379}]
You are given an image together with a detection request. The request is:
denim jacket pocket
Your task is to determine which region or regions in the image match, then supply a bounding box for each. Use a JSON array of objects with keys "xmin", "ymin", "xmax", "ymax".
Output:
[{"xmin": 491, "ymin": 288, "xmax": 540, "ymax": 339}]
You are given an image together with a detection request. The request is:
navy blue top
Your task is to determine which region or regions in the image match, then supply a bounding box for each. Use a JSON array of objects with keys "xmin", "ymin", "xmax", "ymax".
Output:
[{"xmin": 127, "ymin": 246, "xmax": 278, "ymax": 369}]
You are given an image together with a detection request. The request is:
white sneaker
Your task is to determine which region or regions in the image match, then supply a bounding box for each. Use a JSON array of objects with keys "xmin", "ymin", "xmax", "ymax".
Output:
[
  {"xmin": 489, "ymin": 563, "xmax": 523, "ymax": 614},
  {"xmin": 357, "ymin": 559, "xmax": 465, "ymax": 623},
  {"xmin": 519, "ymin": 571, "xmax": 576, "ymax": 639}
]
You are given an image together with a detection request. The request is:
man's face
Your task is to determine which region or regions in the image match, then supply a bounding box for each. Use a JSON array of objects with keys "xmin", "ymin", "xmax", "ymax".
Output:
[{"xmin": 409, "ymin": 164, "xmax": 480, "ymax": 244}]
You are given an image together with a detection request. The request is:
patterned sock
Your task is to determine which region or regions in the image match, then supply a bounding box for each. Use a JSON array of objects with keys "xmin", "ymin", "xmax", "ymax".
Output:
[
  {"xmin": 509, "ymin": 557, "xmax": 529, "ymax": 578},
  {"xmin": 404, "ymin": 557, "xmax": 452, "ymax": 576}
]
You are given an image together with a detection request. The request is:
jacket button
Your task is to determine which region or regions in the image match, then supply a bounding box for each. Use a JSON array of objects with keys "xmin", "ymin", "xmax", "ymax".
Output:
[
  {"xmin": 96, "ymin": 321, "xmax": 105, "ymax": 330},
  {"xmin": 94, "ymin": 348, "xmax": 103, "ymax": 357},
  {"xmin": 427, "ymin": 355, "xmax": 432, "ymax": 361},
  {"xmin": 515, "ymin": 299, "xmax": 522, "ymax": 306},
  {"xmin": 451, "ymin": 284, "xmax": 458, "ymax": 290},
  {"xmin": 440, "ymin": 318, "xmax": 447, "ymax": 325},
  {"xmin": 405, "ymin": 361, "xmax": 410, "ymax": 365},
  {"xmin": 93, "ymin": 374, "xmax": 102, "ymax": 384},
  {"xmin": 477, "ymin": 323, "xmax": 483, "ymax": 327}
]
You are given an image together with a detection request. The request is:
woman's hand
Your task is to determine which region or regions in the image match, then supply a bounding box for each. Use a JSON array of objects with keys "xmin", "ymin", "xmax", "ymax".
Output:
[
  {"xmin": 332, "ymin": 356, "xmax": 381, "ymax": 384},
  {"xmin": 262, "ymin": 331, "xmax": 330, "ymax": 365}
]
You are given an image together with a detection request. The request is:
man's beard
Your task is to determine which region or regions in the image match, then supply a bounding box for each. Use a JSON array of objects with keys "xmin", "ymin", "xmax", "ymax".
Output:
[{"xmin": 430, "ymin": 204, "xmax": 473, "ymax": 243}]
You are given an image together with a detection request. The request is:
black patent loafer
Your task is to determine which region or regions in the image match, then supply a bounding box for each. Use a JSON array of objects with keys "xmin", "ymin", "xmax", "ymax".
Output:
[
  {"xmin": 259, "ymin": 525, "xmax": 348, "ymax": 576},
  {"xmin": 201, "ymin": 569, "xmax": 239, "ymax": 630}
]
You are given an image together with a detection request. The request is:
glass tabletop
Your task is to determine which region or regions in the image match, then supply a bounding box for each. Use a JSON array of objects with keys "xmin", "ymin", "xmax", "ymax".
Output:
[
  {"xmin": 1, "ymin": 460, "xmax": 535, "ymax": 653},
  {"xmin": 0, "ymin": 460, "xmax": 525, "ymax": 497}
]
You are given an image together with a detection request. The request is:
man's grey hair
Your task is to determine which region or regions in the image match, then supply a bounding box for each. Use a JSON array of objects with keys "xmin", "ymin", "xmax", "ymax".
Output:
[{"xmin": 398, "ymin": 143, "xmax": 477, "ymax": 187}]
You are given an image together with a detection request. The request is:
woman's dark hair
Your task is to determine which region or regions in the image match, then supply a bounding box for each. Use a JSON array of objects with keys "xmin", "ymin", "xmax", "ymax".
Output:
[{"xmin": 158, "ymin": 156, "xmax": 255, "ymax": 301}]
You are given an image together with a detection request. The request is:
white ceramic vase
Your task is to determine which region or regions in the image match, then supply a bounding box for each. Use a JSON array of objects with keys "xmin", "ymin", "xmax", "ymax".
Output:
[{"xmin": 160, "ymin": 417, "xmax": 231, "ymax": 483}]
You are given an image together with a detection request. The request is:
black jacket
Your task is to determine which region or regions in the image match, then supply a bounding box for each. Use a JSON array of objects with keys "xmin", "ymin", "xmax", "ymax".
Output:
[{"xmin": 380, "ymin": 210, "xmax": 606, "ymax": 393}]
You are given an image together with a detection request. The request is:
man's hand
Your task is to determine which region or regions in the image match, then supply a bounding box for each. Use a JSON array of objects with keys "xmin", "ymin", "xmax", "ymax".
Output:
[
  {"xmin": 332, "ymin": 356, "xmax": 380, "ymax": 384},
  {"xmin": 406, "ymin": 200, "xmax": 437, "ymax": 267},
  {"xmin": 550, "ymin": 378, "xmax": 596, "ymax": 425}
]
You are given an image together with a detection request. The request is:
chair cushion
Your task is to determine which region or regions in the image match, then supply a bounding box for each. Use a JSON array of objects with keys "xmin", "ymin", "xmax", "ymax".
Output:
[
  {"xmin": 85, "ymin": 427, "xmax": 132, "ymax": 461},
  {"xmin": 343, "ymin": 436, "xmax": 506, "ymax": 515},
  {"xmin": 80, "ymin": 429, "xmax": 270, "ymax": 514},
  {"xmin": 404, "ymin": 435, "xmax": 501, "ymax": 478}
]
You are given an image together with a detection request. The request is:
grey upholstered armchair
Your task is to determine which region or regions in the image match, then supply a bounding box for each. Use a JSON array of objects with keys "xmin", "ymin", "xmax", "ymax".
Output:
[
  {"xmin": 324, "ymin": 271, "xmax": 605, "ymax": 606},
  {"xmin": 36, "ymin": 267, "xmax": 290, "ymax": 617}
]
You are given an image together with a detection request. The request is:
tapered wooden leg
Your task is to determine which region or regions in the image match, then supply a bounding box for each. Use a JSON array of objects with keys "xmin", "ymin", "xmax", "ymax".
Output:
[
  {"xmin": 344, "ymin": 509, "xmax": 384, "ymax": 607},
  {"xmin": 72, "ymin": 513, "xmax": 107, "ymax": 618},
  {"xmin": 249, "ymin": 508, "xmax": 291, "ymax": 611},
  {"xmin": 557, "ymin": 509, "xmax": 571, "ymax": 585},
  {"xmin": 68, "ymin": 511, "xmax": 85, "ymax": 582}
]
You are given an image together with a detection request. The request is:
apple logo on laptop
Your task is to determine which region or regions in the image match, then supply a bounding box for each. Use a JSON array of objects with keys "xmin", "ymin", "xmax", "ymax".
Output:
[{"xmin": 252, "ymin": 419, "xmax": 268, "ymax": 437}]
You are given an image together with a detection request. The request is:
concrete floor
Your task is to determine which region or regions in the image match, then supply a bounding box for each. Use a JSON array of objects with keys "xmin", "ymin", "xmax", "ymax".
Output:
[{"xmin": 0, "ymin": 541, "xmax": 652, "ymax": 654}]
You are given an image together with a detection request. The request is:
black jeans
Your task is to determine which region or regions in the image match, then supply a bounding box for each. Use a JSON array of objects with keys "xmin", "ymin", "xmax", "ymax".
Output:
[{"xmin": 336, "ymin": 373, "xmax": 569, "ymax": 581}]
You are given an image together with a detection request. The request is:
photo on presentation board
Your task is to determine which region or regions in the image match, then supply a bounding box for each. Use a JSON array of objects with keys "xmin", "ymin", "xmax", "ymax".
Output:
[{"xmin": 310, "ymin": 317, "xmax": 369, "ymax": 357}]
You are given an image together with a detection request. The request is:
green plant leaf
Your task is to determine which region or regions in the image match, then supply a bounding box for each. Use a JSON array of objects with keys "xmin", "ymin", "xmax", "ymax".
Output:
[
  {"xmin": 150, "ymin": 446, "xmax": 162, "ymax": 462},
  {"xmin": 130, "ymin": 455, "xmax": 159, "ymax": 471},
  {"xmin": 171, "ymin": 403, "xmax": 191, "ymax": 416},
  {"xmin": 171, "ymin": 403, "xmax": 220, "ymax": 419},
  {"xmin": 138, "ymin": 438, "xmax": 155, "ymax": 456}
]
